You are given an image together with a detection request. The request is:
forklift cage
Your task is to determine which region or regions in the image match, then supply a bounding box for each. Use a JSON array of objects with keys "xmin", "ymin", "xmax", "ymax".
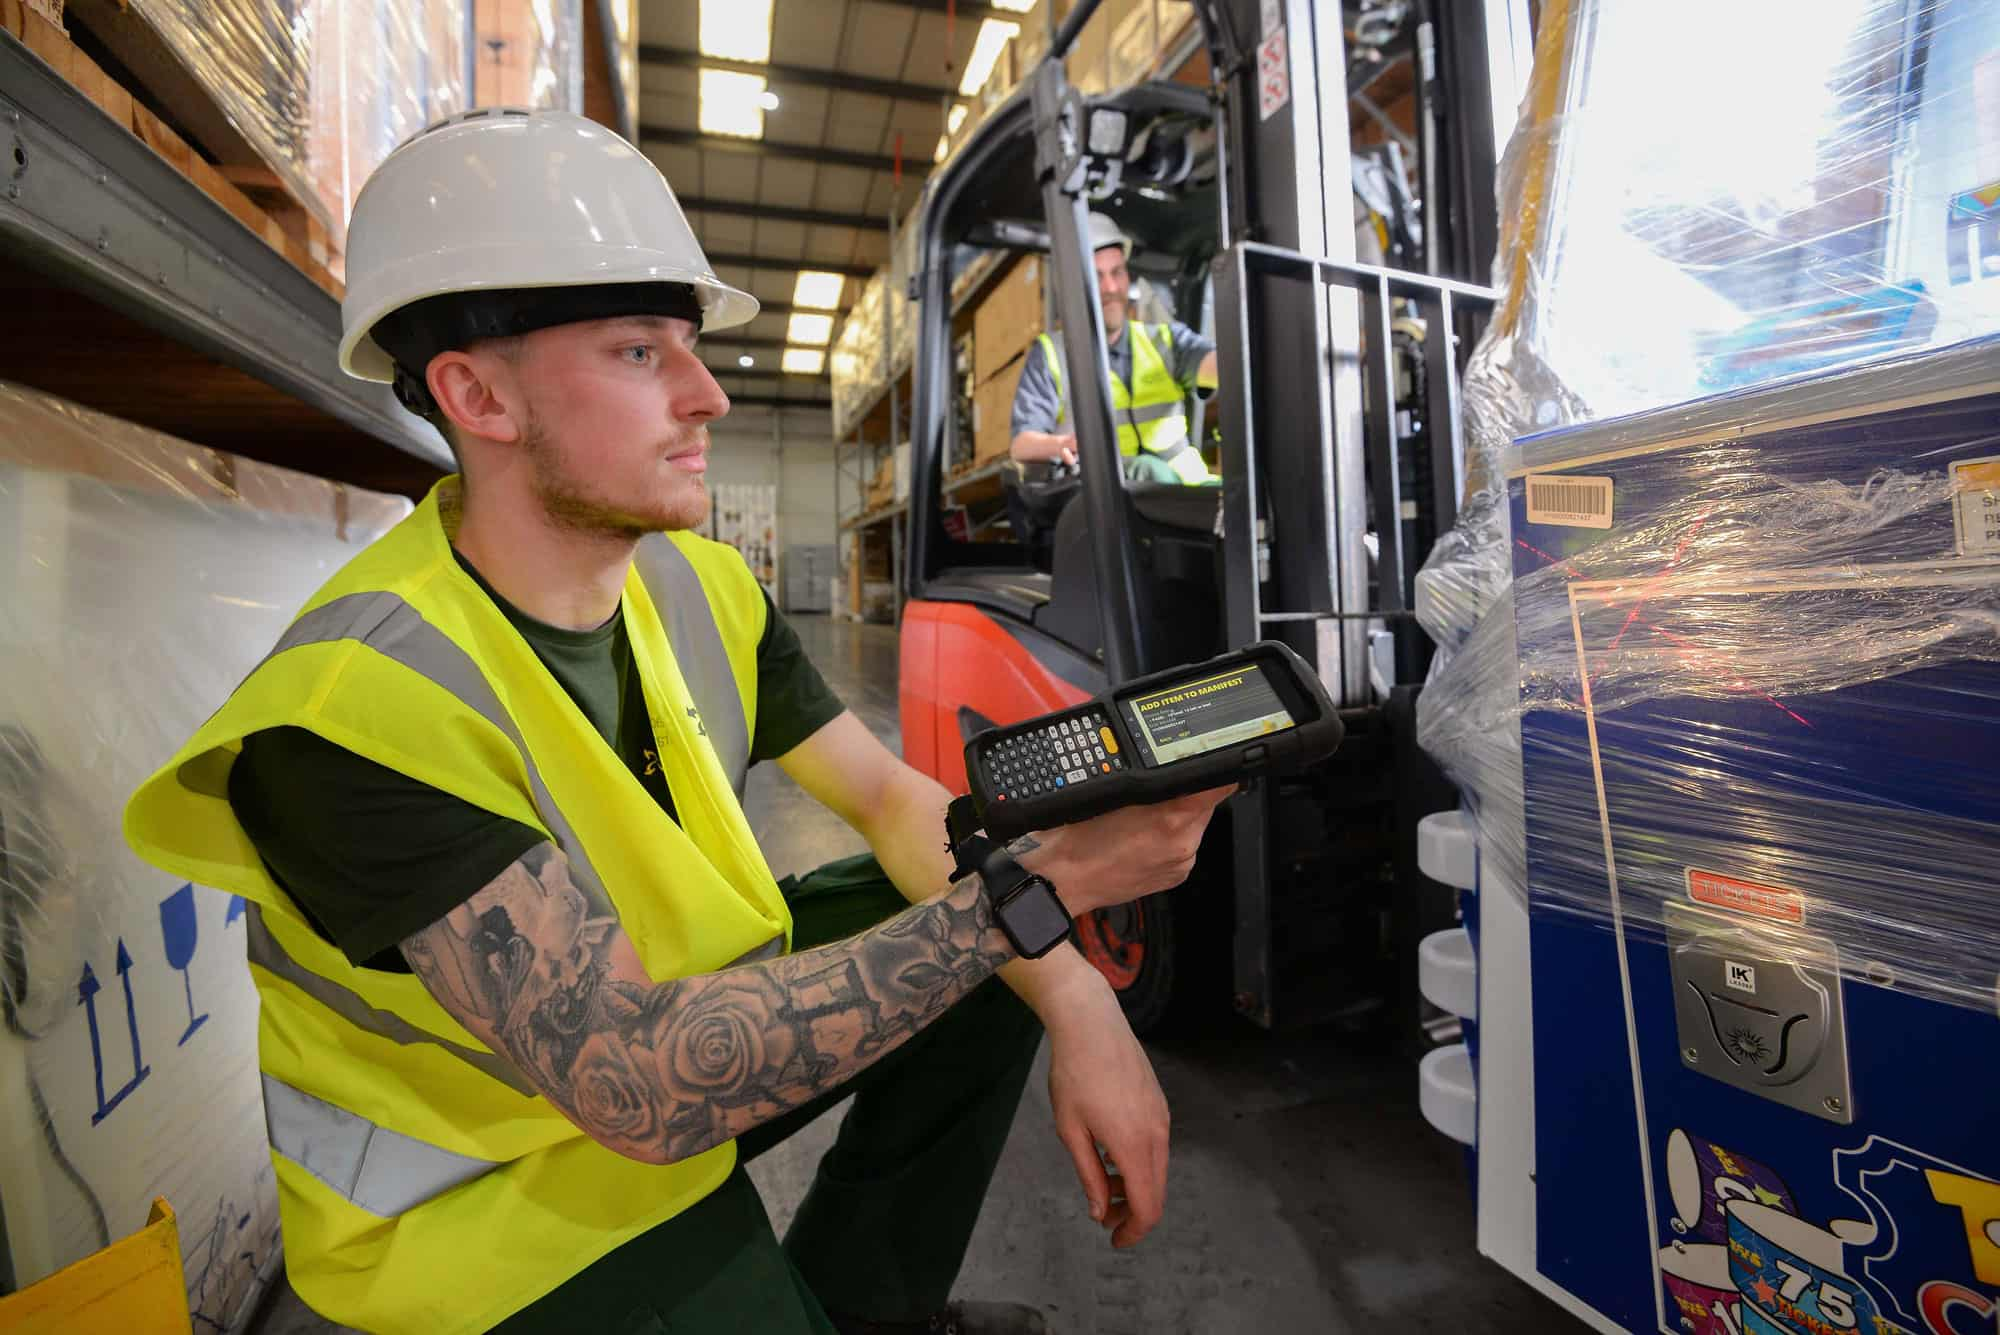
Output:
[{"xmin": 1210, "ymin": 241, "xmax": 1497, "ymax": 695}]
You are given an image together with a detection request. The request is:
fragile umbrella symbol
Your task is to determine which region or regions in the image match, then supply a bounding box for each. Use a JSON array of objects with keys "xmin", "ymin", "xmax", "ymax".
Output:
[{"xmin": 160, "ymin": 882, "xmax": 209, "ymax": 1046}]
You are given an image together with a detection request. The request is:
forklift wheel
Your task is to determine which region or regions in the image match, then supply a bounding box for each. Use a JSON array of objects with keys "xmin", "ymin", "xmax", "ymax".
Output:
[{"xmin": 1075, "ymin": 892, "xmax": 1179, "ymax": 1035}]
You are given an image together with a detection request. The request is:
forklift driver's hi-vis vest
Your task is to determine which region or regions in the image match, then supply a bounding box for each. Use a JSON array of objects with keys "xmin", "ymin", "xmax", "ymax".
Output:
[
  {"xmin": 123, "ymin": 477, "xmax": 789, "ymax": 1335},
  {"xmin": 1037, "ymin": 324, "xmax": 1212, "ymax": 484}
]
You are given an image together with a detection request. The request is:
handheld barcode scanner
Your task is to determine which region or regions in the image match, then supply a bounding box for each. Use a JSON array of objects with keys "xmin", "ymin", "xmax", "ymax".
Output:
[{"xmin": 961, "ymin": 642, "xmax": 1344, "ymax": 842}]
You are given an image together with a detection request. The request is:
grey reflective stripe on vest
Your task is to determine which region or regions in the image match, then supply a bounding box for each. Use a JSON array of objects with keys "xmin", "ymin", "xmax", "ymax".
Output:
[
  {"xmin": 1040, "ymin": 334, "xmax": 1187, "ymax": 434},
  {"xmin": 1123, "ymin": 400, "xmax": 1186, "ymax": 427},
  {"xmin": 630, "ymin": 536, "xmax": 752, "ymax": 799},
  {"xmin": 266, "ymin": 591, "xmax": 620, "ymax": 915},
  {"xmin": 244, "ymin": 905, "xmax": 537, "ymax": 1097},
  {"xmin": 263, "ymin": 1072, "xmax": 500, "ymax": 1217},
  {"xmin": 250, "ymin": 583, "xmax": 779, "ymax": 1006}
]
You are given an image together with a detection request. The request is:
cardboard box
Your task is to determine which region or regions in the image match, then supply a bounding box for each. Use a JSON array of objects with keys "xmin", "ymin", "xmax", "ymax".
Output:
[
  {"xmin": 1066, "ymin": 0, "xmax": 1141, "ymax": 92},
  {"xmin": 972, "ymin": 354, "xmax": 1026, "ymax": 469},
  {"xmin": 865, "ymin": 453, "xmax": 895, "ymax": 512},
  {"xmin": 1109, "ymin": 0, "xmax": 1160, "ymax": 87},
  {"xmin": 973, "ymin": 254, "xmax": 1045, "ymax": 390}
]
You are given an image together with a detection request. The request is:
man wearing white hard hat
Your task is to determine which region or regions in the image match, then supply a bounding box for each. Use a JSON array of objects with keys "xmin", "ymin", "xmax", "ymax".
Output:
[
  {"xmin": 1008, "ymin": 211, "xmax": 1220, "ymax": 486},
  {"xmin": 125, "ymin": 110, "xmax": 1226, "ymax": 1335}
]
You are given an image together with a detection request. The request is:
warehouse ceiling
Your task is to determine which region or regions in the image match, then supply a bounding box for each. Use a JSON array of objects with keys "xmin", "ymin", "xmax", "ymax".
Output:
[{"xmin": 639, "ymin": 0, "xmax": 1033, "ymax": 412}]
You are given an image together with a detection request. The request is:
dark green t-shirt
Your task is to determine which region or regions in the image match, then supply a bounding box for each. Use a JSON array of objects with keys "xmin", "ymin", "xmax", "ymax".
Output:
[{"xmin": 228, "ymin": 548, "xmax": 844, "ymax": 972}]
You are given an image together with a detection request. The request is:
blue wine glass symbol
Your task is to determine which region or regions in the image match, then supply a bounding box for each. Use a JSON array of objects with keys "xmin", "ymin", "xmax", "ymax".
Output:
[{"xmin": 159, "ymin": 883, "xmax": 208, "ymax": 1045}]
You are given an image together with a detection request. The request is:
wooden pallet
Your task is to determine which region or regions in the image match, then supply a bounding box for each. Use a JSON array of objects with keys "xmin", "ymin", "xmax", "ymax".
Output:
[{"xmin": 1, "ymin": 0, "xmax": 344, "ymax": 298}]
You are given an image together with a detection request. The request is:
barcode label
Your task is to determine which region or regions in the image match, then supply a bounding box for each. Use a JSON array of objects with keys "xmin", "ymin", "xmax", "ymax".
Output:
[{"xmin": 1526, "ymin": 474, "xmax": 1614, "ymax": 529}]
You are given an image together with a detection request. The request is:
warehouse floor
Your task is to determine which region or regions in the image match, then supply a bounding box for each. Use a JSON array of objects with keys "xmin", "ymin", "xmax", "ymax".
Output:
[{"xmin": 251, "ymin": 613, "xmax": 1577, "ymax": 1335}]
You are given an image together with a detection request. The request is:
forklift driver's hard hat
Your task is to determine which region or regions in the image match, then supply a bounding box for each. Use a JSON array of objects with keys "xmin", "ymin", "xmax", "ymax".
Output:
[
  {"xmin": 1087, "ymin": 212, "xmax": 1133, "ymax": 258},
  {"xmin": 337, "ymin": 107, "xmax": 758, "ymax": 385}
]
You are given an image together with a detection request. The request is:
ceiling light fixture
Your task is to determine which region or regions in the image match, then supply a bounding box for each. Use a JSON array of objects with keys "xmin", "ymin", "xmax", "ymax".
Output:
[
  {"xmin": 936, "ymin": 103, "xmax": 971, "ymax": 163},
  {"xmin": 698, "ymin": 0, "xmax": 773, "ymax": 63},
  {"xmin": 781, "ymin": 347, "xmax": 826, "ymax": 375},
  {"xmin": 699, "ymin": 68, "xmax": 768, "ymax": 139},
  {"xmin": 758, "ymin": 90, "xmax": 781, "ymax": 111},
  {"xmin": 958, "ymin": 19, "xmax": 1019, "ymax": 96},
  {"xmin": 792, "ymin": 271, "xmax": 845, "ymax": 309},
  {"xmin": 738, "ymin": 354, "xmax": 755, "ymax": 368},
  {"xmin": 786, "ymin": 312, "xmax": 835, "ymax": 345}
]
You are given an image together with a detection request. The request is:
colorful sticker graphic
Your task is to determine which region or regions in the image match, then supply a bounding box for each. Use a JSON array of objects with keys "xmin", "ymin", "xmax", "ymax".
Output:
[
  {"xmin": 1669, "ymin": 1130, "xmax": 1799, "ymax": 1245},
  {"xmin": 1658, "ymin": 1129, "xmax": 2000, "ymax": 1335},
  {"xmin": 1729, "ymin": 1201, "xmax": 1880, "ymax": 1334},
  {"xmin": 1833, "ymin": 1137, "xmax": 2000, "ymax": 1333},
  {"xmin": 1662, "ymin": 1242, "xmax": 1740, "ymax": 1335}
]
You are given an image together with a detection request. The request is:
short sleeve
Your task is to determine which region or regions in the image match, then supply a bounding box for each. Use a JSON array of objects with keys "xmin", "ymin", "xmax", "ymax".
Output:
[
  {"xmin": 1009, "ymin": 339, "xmax": 1064, "ymax": 437},
  {"xmin": 229, "ymin": 727, "xmax": 545, "ymax": 970},
  {"xmin": 1165, "ymin": 320, "xmax": 1216, "ymax": 390},
  {"xmin": 749, "ymin": 592, "xmax": 848, "ymax": 763}
]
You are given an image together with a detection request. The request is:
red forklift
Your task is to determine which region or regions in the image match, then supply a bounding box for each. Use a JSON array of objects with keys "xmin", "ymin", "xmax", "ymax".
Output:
[{"xmin": 897, "ymin": 0, "xmax": 1510, "ymax": 1035}]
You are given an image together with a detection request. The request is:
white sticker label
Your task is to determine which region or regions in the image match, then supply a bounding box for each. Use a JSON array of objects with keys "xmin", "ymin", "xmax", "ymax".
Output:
[
  {"xmin": 1951, "ymin": 456, "xmax": 2000, "ymax": 556},
  {"xmin": 1526, "ymin": 474, "xmax": 1614, "ymax": 529},
  {"xmin": 1725, "ymin": 961, "xmax": 1757, "ymax": 994}
]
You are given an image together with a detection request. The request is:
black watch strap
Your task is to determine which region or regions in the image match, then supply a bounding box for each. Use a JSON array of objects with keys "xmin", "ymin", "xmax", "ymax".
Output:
[
  {"xmin": 944, "ymin": 793, "xmax": 994, "ymax": 879},
  {"xmin": 978, "ymin": 844, "xmax": 1073, "ymax": 960}
]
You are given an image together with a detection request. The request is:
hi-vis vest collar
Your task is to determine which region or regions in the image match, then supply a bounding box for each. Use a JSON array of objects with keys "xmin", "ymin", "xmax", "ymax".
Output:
[
  {"xmin": 123, "ymin": 477, "xmax": 786, "ymax": 1334},
  {"xmin": 1038, "ymin": 324, "xmax": 1212, "ymax": 484}
]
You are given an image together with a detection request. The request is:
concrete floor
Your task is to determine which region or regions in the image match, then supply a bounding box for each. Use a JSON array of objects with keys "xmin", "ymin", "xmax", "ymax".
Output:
[{"xmin": 250, "ymin": 610, "xmax": 1579, "ymax": 1334}]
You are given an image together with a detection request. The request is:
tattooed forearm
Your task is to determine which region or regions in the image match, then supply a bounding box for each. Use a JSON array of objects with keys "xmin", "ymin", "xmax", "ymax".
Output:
[{"xmin": 401, "ymin": 843, "xmax": 1016, "ymax": 1165}]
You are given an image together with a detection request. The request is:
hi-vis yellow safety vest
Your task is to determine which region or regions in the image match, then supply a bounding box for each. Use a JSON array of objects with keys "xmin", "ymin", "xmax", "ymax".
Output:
[
  {"xmin": 123, "ymin": 477, "xmax": 790, "ymax": 1335},
  {"xmin": 1037, "ymin": 323, "xmax": 1211, "ymax": 484}
]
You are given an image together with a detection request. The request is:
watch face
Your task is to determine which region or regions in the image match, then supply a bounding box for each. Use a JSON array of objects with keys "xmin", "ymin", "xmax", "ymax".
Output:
[{"xmin": 1001, "ymin": 879, "xmax": 1072, "ymax": 956}]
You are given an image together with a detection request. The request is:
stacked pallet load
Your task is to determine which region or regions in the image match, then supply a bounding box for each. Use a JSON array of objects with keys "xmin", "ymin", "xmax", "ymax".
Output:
[{"xmin": 6, "ymin": 0, "xmax": 635, "ymax": 299}]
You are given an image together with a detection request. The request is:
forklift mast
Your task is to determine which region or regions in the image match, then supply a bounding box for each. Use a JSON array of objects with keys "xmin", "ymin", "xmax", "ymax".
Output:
[{"xmin": 904, "ymin": 0, "xmax": 1511, "ymax": 1031}]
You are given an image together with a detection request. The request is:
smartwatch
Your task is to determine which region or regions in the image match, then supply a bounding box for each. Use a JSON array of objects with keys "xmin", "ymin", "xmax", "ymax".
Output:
[{"xmin": 978, "ymin": 844, "xmax": 1073, "ymax": 960}]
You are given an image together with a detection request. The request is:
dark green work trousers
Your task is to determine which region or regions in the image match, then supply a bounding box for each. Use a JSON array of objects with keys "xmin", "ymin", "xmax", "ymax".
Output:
[{"xmin": 491, "ymin": 854, "xmax": 1045, "ymax": 1334}]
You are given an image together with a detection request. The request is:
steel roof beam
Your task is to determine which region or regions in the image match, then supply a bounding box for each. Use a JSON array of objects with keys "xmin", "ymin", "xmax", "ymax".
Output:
[
  {"xmin": 703, "ymin": 250, "xmax": 876, "ymax": 278},
  {"xmin": 679, "ymin": 195, "xmax": 888, "ymax": 232},
  {"xmin": 641, "ymin": 44, "xmax": 958, "ymax": 106},
  {"xmin": 641, "ymin": 125, "xmax": 917, "ymax": 179}
]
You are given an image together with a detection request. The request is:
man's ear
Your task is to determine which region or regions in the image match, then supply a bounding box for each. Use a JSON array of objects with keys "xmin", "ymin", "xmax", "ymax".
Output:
[{"xmin": 428, "ymin": 349, "xmax": 522, "ymax": 446}]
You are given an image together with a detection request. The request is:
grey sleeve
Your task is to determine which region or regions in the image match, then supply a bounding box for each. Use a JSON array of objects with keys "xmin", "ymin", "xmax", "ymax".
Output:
[
  {"xmin": 1009, "ymin": 338, "xmax": 1064, "ymax": 437},
  {"xmin": 1165, "ymin": 320, "xmax": 1216, "ymax": 390}
]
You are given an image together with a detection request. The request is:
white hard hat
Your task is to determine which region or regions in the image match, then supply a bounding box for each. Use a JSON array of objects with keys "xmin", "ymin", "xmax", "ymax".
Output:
[
  {"xmin": 1087, "ymin": 211, "xmax": 1132, "ymax": 257},
  {"xmin": 338, "ymin": 108, "xmax": 758, "ymax": 384}
]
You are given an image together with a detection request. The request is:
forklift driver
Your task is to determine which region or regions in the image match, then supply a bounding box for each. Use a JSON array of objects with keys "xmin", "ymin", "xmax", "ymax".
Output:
[{"xmin": 1006, "ymin": 212, "xmax": 1219, "ymax": 487}]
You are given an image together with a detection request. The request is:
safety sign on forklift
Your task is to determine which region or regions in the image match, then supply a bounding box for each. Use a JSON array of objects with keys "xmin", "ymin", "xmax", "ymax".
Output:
[{"xmin": 1257, "ymin": 28, "xmax": 1289, "ymax": 121}]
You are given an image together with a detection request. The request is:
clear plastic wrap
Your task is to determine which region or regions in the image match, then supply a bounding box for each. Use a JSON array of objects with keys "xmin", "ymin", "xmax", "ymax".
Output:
[
  {"xmin": 112, "ymin": 0, "xmax": 582, "ymax": 243},
  {"xmin": 1508, "ymin": 338, "xmax": 2000, "ymax": 1011},
  {"xmin": 0, "ymin": 380, "xmax": 408, "ymax": 1321},
  {"xmin": 1415, "ymin": 0, "xmax": 2000, "ymax": 1012},
  {"xmin": 115, "ymin": 0, "xmax": 473, "ymax": 241},
  {"xmin": 831, "ymin": 272, "xmax": 889, "ymax": 440}
]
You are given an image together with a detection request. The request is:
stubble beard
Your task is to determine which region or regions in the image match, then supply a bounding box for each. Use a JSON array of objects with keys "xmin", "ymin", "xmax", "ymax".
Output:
[{"xmin": 522, "ymin": 410, "xmax": 711, "ymax": 540}]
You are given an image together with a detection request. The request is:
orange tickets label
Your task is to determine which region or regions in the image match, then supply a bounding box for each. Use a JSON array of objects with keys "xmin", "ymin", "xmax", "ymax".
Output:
[{"xmin": 1685, "ymin": 868, "xmax": 1805, "ymax": 925}]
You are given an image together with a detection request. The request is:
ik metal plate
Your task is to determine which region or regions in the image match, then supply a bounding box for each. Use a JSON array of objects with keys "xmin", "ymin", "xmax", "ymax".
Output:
[{"xmin": 1667, "ymin": 904, "xmax": 1853, "ymax": 1124}]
